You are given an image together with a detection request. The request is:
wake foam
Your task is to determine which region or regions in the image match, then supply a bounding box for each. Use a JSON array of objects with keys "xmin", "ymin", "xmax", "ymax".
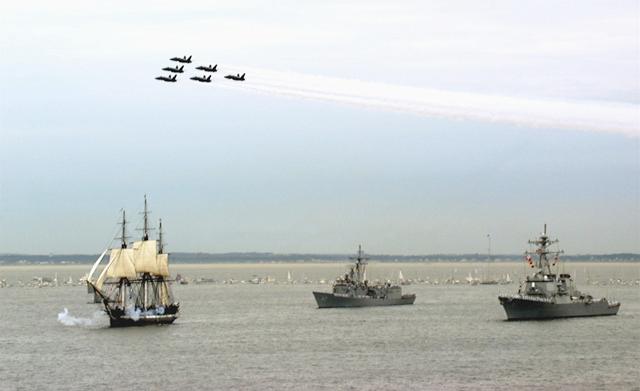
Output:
[{"xmin": 57, "ymin": 308, "xmax": 105, "ymax": 327}]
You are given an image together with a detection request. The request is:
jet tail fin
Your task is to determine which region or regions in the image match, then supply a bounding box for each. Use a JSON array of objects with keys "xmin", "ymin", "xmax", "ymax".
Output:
[
  {"xmin": 180, "ymin": 65, "xmax": 184, "ymax": 71},
  {"xmin": 213, "ymin": 64, "xmax": 217, "ymax": 70},
  {"xmin": 187, "ymin": 55, "xmax": 192, "ymax": 61},
  {"xmin": 172, "ymin": 74, "xmax": 177, "ymax": 80},
  {"xmin": 207, "ymin": 75, "xmax": 211, "ymax": 81},
  {"xmin": 241, "ymin": 73, "xmax": 245, "ymax": 80}
]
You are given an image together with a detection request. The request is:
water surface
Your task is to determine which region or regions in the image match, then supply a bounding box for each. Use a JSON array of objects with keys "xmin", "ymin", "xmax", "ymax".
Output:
[{"xmin": 0, "ymin": 263, "xmax": 637, "ymax": 390}]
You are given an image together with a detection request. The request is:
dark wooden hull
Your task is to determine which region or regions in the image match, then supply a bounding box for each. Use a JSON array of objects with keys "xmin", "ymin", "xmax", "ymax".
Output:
[
  {"xmin": 109, "ymin": 314, "xmax": 178, "ymax": 327},
  {"xmin": 104, "ymin": 304, "xmax": 180, "ymax": 328}
]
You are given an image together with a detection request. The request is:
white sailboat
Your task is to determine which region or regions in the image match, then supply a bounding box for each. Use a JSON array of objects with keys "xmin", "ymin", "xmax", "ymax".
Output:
[{"xmin": 398, "ymin": 270, "xmax": 411, "ymax": 285}]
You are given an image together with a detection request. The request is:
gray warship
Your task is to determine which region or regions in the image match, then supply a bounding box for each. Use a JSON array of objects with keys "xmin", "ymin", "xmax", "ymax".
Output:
[
  {"xmin": 498, "ymin": 225, "xmax": 620, "ymax": 320},
  {"xmin": 313, "ymin": 245, "xmax": 416, "ymax": 308}
]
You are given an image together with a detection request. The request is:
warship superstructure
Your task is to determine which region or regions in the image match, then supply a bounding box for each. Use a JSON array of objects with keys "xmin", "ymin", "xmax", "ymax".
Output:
[
  {"xmin": 87, "ymin": 196, "xmax": 179, "ymax": 327},
  {"xmin": 313, "ymin": 245, "xmax": 416, "ymax": 308},
  {"xmin": 498, "ymin": 225, "xmax": 620, "ymax": 320}
]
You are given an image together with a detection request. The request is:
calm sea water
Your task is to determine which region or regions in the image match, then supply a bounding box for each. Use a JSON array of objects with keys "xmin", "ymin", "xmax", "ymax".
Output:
[{"xmin": 0, "ymin": 263, "xmax": 638, "ymax": 390}]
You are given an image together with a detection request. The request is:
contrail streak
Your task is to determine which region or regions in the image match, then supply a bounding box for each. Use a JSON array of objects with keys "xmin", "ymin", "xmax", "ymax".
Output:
[{"xmin": 219, "ymin": 66, "xmax": 639, "ymax": 136}]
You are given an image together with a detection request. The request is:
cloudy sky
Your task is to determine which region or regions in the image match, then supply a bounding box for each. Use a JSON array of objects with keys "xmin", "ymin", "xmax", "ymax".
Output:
[{"xmin": 0, "ymin": 0, "xmax": 638, "ymax": 254}]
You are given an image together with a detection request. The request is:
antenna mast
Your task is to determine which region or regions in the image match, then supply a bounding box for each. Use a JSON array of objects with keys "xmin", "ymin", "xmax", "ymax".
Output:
[
  {"xmin": 525, "ymin": 223, "xmax": 563, "ymax": 274},
  {"xmin": 349, "ymin": 244, "xmax": 369, "ymax": 283}
]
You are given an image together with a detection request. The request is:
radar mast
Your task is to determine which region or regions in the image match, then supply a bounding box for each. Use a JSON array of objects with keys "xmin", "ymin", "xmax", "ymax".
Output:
[
  {"xmin": 525, "ymin": 223, "xmax": 564, "ymax": 275},
  {"xmin": 349, "ymin": 245, "xmax": 369, "ymax": 283}
]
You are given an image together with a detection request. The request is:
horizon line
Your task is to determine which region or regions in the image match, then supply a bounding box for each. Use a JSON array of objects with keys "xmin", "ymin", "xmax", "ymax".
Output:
[{"xmin": 2, "ymin": 251, "xmax": 638, "ymax": 257}]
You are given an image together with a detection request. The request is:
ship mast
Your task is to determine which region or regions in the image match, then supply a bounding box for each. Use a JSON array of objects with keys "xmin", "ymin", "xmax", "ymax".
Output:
[
  {"xmin": 139, "ymin": 195, "xmax": 153, "ymax": 310},
  {"xmin": 117, "ymin": 210, "xmax": 128, "ymax": 248},
  {"xmin": 158, "ymin": 218, "xmax": 164, "ymax": 254},
  {"xmin": 142, "ymin": 194, "xmax": 151, "ymax": 241},
  {"xmin": 116, "ymin": 210, "xmax": 129, "ymax": 307},
  {"xmin": 349, "ymin": 245, "xmax": 369, "ymax": 283},
  {"xmin": 525, "ymin": 224, "xmax": 563, "ymax": 275}
]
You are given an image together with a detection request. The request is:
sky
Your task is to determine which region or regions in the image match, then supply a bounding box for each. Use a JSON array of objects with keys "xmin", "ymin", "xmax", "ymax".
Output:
[{"xmin": 0, "ymin": 0, "xmax": 638, "ymax": 254}]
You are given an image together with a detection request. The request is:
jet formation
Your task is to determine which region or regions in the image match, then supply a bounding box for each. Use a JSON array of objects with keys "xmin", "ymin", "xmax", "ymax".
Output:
[{"xmin": 155, "ymin": 56, "xmax": 245, "ymax": 84}]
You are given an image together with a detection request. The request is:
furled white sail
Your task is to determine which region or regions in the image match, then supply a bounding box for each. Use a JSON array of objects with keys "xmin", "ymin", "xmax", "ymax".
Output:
[
  {"xmin": 105, "ymin": 248, "xmax": 137, "ymax": 279},
  {"xmin": 132, "ymin": 240, "xmax": 160, "ymax": 274},
  {"xmin": 156, "ymin": 253, "xmax": 170, "ymax": 277}
]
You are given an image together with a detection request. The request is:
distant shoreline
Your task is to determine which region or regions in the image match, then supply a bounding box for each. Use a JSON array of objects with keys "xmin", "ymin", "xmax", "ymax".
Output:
[
  {"xmin": 1, "ymin": 261, "xmax": 640, "ymax": 274},
  {"xmin": 1, "ymin": 252, "xmax": 638, "ymax": 265}
]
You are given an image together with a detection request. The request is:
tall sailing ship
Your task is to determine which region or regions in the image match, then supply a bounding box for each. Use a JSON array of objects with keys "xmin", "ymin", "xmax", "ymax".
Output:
[{"xmin": 86, "ymin": 196, "xmax": 179, "ymax": 327}]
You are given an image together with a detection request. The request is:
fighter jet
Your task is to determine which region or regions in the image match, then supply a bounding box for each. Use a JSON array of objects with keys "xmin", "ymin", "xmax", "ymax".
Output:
[
  {"xmin": 170, "ymin": 55, "xmax": 192, "ymax": 63},
  {"xmin": 162, "ymin": 65, "xmax": 184, "ymax": 73},
  {"xmin": 224, "ymin": 73, "xmax": 245, "ymax": 81},
  {"xmin": 155, "ymin": 74, "xmax": 177, "ymax": 82},
  {"xmin": 190, "ymin": 74, "xmax": 212, "ymax": 83},
  {"xmin": 196, "ymin": 64, "xmax": 217, "ymax": 72}
]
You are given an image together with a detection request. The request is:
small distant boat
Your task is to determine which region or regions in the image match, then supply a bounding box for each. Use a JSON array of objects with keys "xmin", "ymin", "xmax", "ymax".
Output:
[
  {"xmin": 498, "ymin": 273, "xmax": 513, "ymax": 285},
  {"xmin": 465, "ymin": 272, "xmax": 479, "ymax": 285},
  {"xmin": 398, "ymin": 270, "xmax": 411, "ymax": 285},
  {"xmin": 86, "ymin": 196, "xmax": 179, "ymax": 327}
]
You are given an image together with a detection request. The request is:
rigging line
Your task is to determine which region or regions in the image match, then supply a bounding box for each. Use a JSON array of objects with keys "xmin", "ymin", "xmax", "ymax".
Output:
[
  {"xmin": 132, "ymin": 205, "xmax": 152, "ymax": 240},
  {"xmin": 101, "ymin": 214, "xmax": 126, "ymax": 255},
  {"xmin": 123, "ymin": 197, "xmax": 153, "ymax": 241}
]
